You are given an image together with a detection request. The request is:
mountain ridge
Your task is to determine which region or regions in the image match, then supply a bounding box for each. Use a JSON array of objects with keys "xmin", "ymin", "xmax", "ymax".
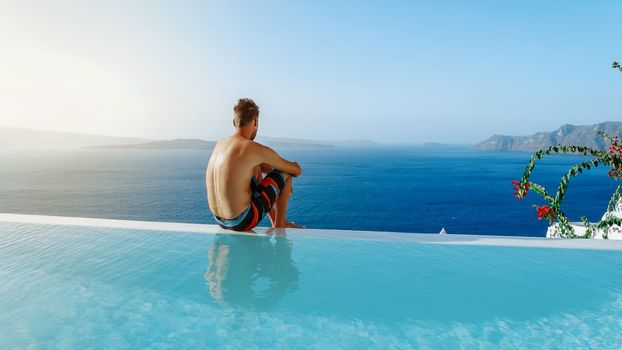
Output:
[{"xmin": 473, "ymin": 121, "xmax": 622, "ymax": 151}]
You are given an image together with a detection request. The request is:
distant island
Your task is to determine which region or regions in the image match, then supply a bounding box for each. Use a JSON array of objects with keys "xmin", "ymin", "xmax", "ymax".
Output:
[
  {"xmin": 0, "ymin": 126, "xmax": 147, "ymax": 148},
  {"xmin": 473, "ymin": 121, "xmax": 622, "ymax": 152},
  {"xmin": 89, "ymin": 139, "xmax": 217, "ymax": 150},
  {"xmin": 0, "ymin": 126, "xmax": 374, "ymax": 150},
  {"xmin": 91, "ymin": 137, "xmax": 379, "ymax": 149},
  {"xmin": 423, "ymin": 142, "xmax": 449, "ymax": 148},
  {"xmin": 257, "ymin": 136, "xmax": 334, "ymax": 149},
  {"xmin": 90, "ymin": 137, "xmax": 334, "ymax": 150}
]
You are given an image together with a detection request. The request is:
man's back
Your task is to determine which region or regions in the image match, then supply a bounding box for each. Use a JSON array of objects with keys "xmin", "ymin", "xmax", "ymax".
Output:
[{"xmin": 206, "ymin": 135, "xmax": 258, "ymax": 219}]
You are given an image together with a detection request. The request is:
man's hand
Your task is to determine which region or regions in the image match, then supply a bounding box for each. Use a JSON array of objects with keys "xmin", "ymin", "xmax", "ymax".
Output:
[{"xmin": 291, "ymin": 162, "xmax": 302, "ymax": 177}]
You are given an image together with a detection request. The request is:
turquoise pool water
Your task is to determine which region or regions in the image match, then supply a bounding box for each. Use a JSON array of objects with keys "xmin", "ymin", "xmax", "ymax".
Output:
[{"xmin": 1, "ymin": 218, "xmax": 622, "ymax": 349}]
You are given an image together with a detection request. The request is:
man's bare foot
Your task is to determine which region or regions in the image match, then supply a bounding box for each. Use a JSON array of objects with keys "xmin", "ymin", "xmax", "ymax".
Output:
[{"xmin": 285, "ymin": 221, "xmax": 305, "ymax": 229}]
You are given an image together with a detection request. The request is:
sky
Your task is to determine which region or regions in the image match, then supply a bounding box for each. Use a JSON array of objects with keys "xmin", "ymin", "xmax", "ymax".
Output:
[{"xmin": 0, "ymin": 0, "xmax": 620, "ymax": 144}]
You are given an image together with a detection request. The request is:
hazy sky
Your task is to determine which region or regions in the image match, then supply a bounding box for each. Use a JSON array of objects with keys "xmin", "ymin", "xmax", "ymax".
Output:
[{"xmin": 0, "ymin": 1, "xmax": 620, "ymax": 143}]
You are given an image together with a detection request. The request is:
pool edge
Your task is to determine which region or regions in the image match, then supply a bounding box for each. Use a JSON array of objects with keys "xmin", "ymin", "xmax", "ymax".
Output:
[{"xmin": 2, "ymin": 213, "xmax": 622, "ymax": 251}]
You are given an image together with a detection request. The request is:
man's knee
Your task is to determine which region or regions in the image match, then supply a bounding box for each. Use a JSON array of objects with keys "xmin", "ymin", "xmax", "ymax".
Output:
[{"xmin": 269, "ymin": 169, "xmax": 290, "ymax": 185}]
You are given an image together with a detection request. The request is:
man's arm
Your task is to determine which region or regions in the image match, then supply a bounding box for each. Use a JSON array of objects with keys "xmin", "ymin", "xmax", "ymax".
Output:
[{"xmin": 256, "ymin": 143, "xmax": 302, "ymax": 177}]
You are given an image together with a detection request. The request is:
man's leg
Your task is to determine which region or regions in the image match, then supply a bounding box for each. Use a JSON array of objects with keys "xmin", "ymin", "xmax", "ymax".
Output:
[
  {"xmin": 274, "ymin": 174, "xmax": 303, "ymax": 228},
  {"xmin": 254, "ymin": 166, "xmax": 279, "ymax": 226}
]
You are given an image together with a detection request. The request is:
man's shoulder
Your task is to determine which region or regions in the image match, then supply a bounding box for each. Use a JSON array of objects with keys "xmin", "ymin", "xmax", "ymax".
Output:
[
  {"xmin": 215, "ymin": 136, "xmax": 272, "ymax": 156},
  {"xmin": 242, "ymin": 141, "xmax": 275, "ymax": 162},
  {"xmin": 214, "ymin": 136, "xmax": 247, "ymax": 150},
  {"xmin": 213, "ymin": 137, "xmax": 228, "ymax": 148},
  {"xmin": 243, "ymin": 139, "xmax": 268, "ymax": 151}
]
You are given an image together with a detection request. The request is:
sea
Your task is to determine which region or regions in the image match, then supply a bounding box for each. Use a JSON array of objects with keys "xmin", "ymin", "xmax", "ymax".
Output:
[{"xmin": 0, "ymin": 146, "xmax": 619, "ymax": 237}]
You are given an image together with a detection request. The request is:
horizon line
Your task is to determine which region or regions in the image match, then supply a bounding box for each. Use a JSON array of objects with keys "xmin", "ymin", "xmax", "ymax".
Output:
[{"xmin": 0, "ymin": 124, "xmax": 479, "ymax": 145}]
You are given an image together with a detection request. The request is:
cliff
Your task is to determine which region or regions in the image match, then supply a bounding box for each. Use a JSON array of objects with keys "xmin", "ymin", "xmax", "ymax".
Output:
[{"xmin": 473, "ymin": 121, "xmax": 622, "ymax": 151}]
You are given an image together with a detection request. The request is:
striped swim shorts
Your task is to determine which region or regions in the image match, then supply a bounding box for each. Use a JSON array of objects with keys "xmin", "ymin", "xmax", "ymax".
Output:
[{"xmin": 213, "ymin": 170, "xmax": 286, "ymax": 231}]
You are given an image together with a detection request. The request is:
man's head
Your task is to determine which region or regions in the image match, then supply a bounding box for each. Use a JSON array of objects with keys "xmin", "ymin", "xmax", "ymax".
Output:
[{"xmin": 233, "ymin": 98, "xmax": 259, "ymax": 140}]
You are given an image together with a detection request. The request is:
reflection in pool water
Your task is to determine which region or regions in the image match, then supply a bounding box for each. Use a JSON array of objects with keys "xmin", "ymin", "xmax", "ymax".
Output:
[
  {"xmin": 205, "ymin": 230, "xmax": 299, "ymax": 309},
  {"xmin": 2, "ymin": 220, "xmax": 622, "ymax": 348}
]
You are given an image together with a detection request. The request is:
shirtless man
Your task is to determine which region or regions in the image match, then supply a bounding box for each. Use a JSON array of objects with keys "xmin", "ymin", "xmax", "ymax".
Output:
[{"xmin": 206, "ymin": 98, "xmax": 304, "ymax": 231}]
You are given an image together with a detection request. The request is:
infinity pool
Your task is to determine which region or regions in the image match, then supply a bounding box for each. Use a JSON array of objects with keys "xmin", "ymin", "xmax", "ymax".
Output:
[{"xmin": 1, "ymin": 215, "xmax": 622, "ymax": 349}]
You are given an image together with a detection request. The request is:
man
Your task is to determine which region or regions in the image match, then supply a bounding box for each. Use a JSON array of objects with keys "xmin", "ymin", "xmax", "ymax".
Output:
[{"xmin": 206, "ymin": 98, "xmax": 304, "ymax": 231}]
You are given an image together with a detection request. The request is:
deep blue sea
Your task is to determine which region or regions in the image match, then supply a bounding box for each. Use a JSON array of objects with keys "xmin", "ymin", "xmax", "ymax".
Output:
[{"xmin": 0, "ymin": 146, "xmax": 619, "ymax": 237}]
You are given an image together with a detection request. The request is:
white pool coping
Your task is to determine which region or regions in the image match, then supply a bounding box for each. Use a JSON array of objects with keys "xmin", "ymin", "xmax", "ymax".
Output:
[{"xmin": 2, "ymin": 213, "xmax": 622, "ymax": 251}]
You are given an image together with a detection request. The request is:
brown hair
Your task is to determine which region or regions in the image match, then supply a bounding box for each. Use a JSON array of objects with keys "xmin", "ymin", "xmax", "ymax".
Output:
[{"xmin": 233, "ymin": 98, "xmax": 259, "ymax": 127}]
